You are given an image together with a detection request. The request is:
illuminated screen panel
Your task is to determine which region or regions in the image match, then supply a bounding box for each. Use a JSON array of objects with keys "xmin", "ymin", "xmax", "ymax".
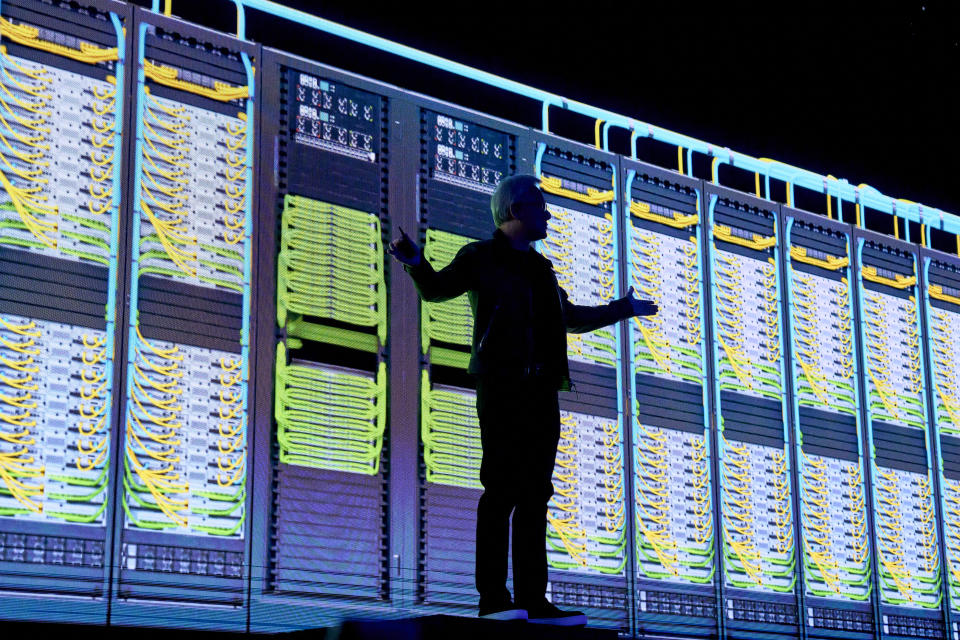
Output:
[
  {"xmin": 857, "ymin": 238, "xmax": 945, "ymax": 638},
  {"xmin": 0, "ymin": 0, "xmax": 125, "ymax": 599},
  {"xmin": 925, "ymin": 257, "xmax": 960, "ymax": 629},
  {"xmin": 624, "ymin": 169, "xmax": 718, "ymax": 636},
  {"xmin": 417, "ymin": 109, "xmax": 513, "ymax": 608},
  {"xmin": 706, "ymin": 191, "xmax": 799, "ymax": 633},
  {"xmin": 118, "ymin": 24, "xmax": 254, "ymax": 603},
  {"xmin": 536, "ymin": 143, "xmax": 628, "ymax": 628},
  {"xmin": 784, "ymin": 214, "xmax": 876, "ymax": 637},
  {"xmin": 268, "ymin": 66, "xmax": 389, "ymax": 599}
]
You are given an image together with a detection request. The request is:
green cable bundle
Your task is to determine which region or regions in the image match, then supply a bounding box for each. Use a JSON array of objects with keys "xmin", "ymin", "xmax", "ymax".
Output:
[
  {"xmin": 275, "ymin": 342, "xmax": 387, "ymax": 475},
  {"xmin": 277, "ymin": 195, "xmax": 386, "ymax": 350},
  {"xmin": 420, "ymin": 370, "xmax": 481, "ymax": 489},
  {"xmin": 421, "ymin": 228, "xmax": 474, "ymax": 354}
]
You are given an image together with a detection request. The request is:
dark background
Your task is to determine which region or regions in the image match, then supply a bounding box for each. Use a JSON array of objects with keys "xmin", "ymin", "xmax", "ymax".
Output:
[{"xmin": 127, "ymin": 0, "xmax": 960, "ymax": 219}]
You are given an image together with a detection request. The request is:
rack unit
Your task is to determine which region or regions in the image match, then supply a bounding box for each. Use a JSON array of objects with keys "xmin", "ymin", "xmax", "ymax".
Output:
[
  {"xmin": 0, "ymin": 0, "xmax": 131, "ymax": 626},
  {"xmin": 923, "ymin": 249, "xmax": 960, "ymax": 640}
]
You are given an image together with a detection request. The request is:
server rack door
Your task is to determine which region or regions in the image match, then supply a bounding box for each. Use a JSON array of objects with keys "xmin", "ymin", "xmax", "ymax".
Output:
[
  {"xmin": 109, "ymin": 8, "xmax": 259, "ymax": 631},
  {"xmin": 0, "ymin": 0, "xmax": 132, "ymax": 626},
  {"xmin": 622, "ymin": 160, "xmax": 720, "ymax": 639},
  {"xmin": 783, "ymin": 205, "xmax": 877, "ymax": 639},
  {"xmin": 853, "ymin": 230, "xmax": 947, "ymax": 640},
  {"xmin": 704, "ymin": 183, "xmax": 801, "ymax": 639}
]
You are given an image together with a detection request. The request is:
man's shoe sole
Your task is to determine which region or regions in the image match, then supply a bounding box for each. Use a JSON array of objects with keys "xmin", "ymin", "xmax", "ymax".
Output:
[
  {"xmin": 528, "ymin": 613, "xmax": 587, "ymax": 626},
  {"xmin": 479, "ymin": 608, "xmax": 528, "ymax": 621}
]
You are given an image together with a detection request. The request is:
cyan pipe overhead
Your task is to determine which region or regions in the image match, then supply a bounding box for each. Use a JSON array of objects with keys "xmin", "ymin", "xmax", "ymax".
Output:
[{"xmin": 152, "ymin": 0, "xmax": 960, "ymax": 237}]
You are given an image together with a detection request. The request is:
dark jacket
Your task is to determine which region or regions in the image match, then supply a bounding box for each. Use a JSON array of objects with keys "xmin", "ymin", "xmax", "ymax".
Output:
[{"xmin": 404, "ymin": 228, "xmax": 634, "ymax": 391}]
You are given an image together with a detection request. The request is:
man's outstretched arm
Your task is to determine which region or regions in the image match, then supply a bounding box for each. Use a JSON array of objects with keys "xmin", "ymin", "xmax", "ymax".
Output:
[
  {"xmin": 387, "ymin": 227, "xmax": 474, "ymax": 302},
  {"xmin": 562, "ymin": 285, "xmax": 657, "ymax": 334}
]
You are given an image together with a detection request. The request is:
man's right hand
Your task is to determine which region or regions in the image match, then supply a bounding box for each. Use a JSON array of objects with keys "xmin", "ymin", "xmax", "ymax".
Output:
[{"xmin": 387, "ymin": 226, "xmax": 421, "ymax": 267}]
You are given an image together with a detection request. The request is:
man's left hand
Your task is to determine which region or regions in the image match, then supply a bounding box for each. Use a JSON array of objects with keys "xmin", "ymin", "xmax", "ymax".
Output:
[{"xmin": 624, "ymin": 286, "xmax": 658, "ymax": 317}]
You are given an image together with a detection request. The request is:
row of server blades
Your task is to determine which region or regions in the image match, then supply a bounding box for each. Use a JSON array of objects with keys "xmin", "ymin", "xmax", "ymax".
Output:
[{"xmin": 1, "ymin": 2, "xmax": 960, "ymax": 640}]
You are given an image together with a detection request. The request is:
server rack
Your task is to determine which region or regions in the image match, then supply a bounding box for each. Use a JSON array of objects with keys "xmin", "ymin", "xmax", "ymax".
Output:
[
  {"xmin": 412, "ymin": 96, "xmax": 522, "ymax": 616},
  {"xmin": 249, "ymin": 48, "xmax": 396, "ymax": 632},
  {"xmin": 853, "ymin": 230, "xmax": 947, "ymax": 639},
  {"xmin": 515, "ymin": 132, "xmax": 630, "ymax": 633},
  {"xmin": 704, "ymin": 184, "xmax": 802, "ymax": 639},
  {"xmin": 622, "ymin": 158, "xmax": 719, "ymax": 638},
  {"xmin": 782, "ymin": 205, "xmax": 877, "ymax": 639},
  {"xmin": 107, "ymin": 8, "xmax": 259, "ymax": 631},
  {"xmin": 0, "ymin": 0, "xmax": 132, "ymax": 626},
  {"xmin": 922, "ymin": 247, "xmax": 960, "ymax": 640}
]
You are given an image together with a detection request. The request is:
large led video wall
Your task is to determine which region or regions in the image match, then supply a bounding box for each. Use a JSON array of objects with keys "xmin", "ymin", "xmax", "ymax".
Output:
[{"xmin": 1, "ymin": 1, "xmax": 960, "ymax": 639}]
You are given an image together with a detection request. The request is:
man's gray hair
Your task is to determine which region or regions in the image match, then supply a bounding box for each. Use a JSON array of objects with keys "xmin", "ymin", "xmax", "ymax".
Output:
[{"xmin": 490, "ymin": 174, "xmax": 540, "ymax": 228}]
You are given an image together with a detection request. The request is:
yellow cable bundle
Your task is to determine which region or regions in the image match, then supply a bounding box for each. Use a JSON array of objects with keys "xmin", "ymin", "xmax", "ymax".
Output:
[
  {"xmin": 0, "ymin": 18, "xmax": 118, "ymax": 64},
  {"xmin": 630, "ymin": 199, "xmax": 699, "ymax": 229},
  {"xmin": 539, "ymin": 175, "xmax": 614, "ymax": 205},
  {"xmin": 790, "ymin": 245, "xmax": 849, "ymax": 270},
  {"xmin": 0, "ymin": 317, "xmax": 43, "ymax": 513},
  {"xmin": 144, "ymin": 60, "xmax": 249, "ymax": 102},
  {"xmin": 861, "ymin": 265, "xmax": 916, "ymax": 289},
  {"xmin": 714, "ymin": 223, "xmax": 775, "ymax": 250}
]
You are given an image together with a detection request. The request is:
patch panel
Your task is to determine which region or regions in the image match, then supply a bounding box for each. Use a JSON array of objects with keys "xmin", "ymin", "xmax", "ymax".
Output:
[
  {"xmin": 547, "ymin": 410, "xmax": 627, "ymax": 576},
  {"xmin": 420, "ymin": 109, "xmax": 511, "ymax": 240},
  {"xmin": 420, "ymin": 374, "xmax": 480, "ymax": 489},
  {"xmin": 784, "ymin": 216, "xmax": 873, "ymax": 613},
  {"xmin": 420, "ymin": 228, "xmax": 473, "ymax": 364},
  {"xmin": 121, "ymin": 332, "xmax": 246, "ymax": 536},
  {"xmin": 275, "ymin": 343, "xmax": 386, "ymax": 474},
  {"xmin": 542, "ymin": 202, "xmax": 619, "ymax": 368},
  {"xmin": 857, "ymin": 239, "xmax": 942, "ymax": 615},
  {"xmin": 276, "ymin": 194, "xmax": 386, "ymax": 352},
  {"xmin": 0, "ymin": 315, "xmax": 110, "ymax": 524}
]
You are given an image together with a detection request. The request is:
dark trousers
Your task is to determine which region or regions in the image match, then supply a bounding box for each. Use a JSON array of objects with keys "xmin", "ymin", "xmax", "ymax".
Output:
[{"xmin": 474, "ymin": 374, "xmax": 560, "ymax": 608}]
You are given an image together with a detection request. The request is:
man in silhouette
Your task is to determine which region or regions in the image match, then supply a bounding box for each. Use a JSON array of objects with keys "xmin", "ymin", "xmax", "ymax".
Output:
[{"xmin": 388, "ymin": 174, "xmax": 657, "ymax": 625}]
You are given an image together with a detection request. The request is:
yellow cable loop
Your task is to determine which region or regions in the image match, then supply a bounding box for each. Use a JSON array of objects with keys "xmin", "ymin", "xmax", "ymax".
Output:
[
  {"xmin": 0, "ymin": 75, "xmax": 49, "ymax": 113},
  {"xmin": 0, "ymin": 46, "xmax": 48, "ymax": 79},
  {"xmin": 125, "ymin": 446, "xmax": 188, "ymax": 526}
]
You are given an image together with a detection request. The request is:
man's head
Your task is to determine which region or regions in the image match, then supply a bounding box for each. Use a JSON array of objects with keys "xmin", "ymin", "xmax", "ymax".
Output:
[{"xmin": 490, "ymin": 174, "xmax": 551, "ymax": 242}]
